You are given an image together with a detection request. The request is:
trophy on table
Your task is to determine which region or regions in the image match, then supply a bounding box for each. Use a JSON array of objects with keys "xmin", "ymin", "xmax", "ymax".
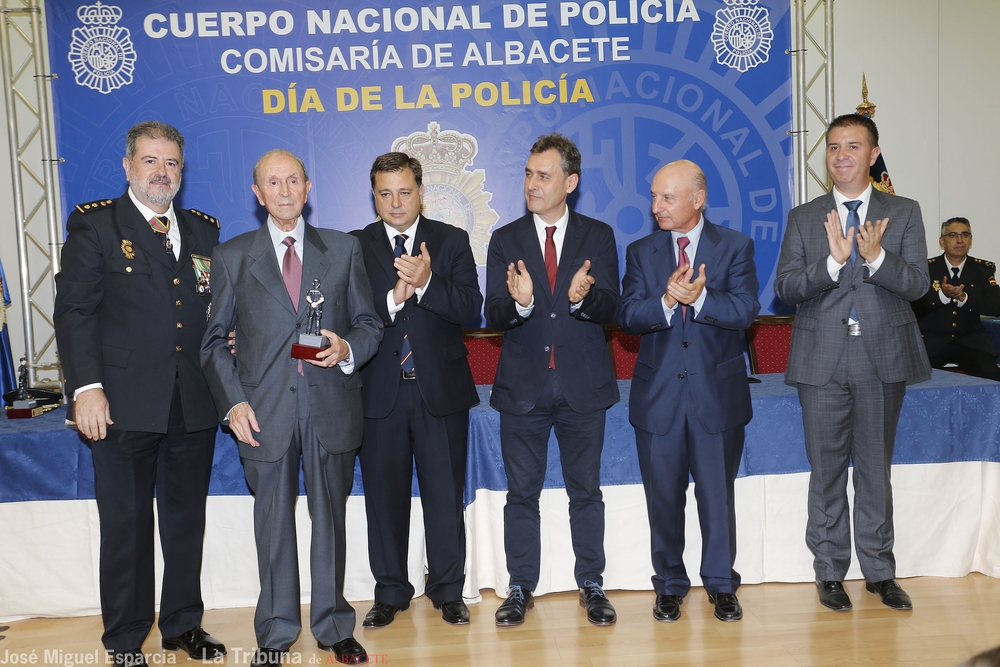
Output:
[
  {"xmin": 3, "ymin": 357, "xmax": 63, "ymax": 419},
  {"xmin": 290, "ymin": 279, "xmax": 331, "ymax": 361}
]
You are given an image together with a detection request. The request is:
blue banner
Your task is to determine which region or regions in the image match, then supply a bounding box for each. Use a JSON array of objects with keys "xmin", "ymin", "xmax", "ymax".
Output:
[
  {"xmin": 45, "ymin": 0, "xmax": 793, "ymax": 315},
  {"xmin": 0, "ymin": 258, "xmax": 15, "ymax": 396}
]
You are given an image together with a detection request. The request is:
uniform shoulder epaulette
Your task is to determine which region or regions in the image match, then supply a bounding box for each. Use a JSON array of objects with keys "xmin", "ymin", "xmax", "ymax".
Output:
[
  {"xmin": 74, "ymin": 199, "xmax": 114, "ymax": 214},
  {"xmin": 188, "ymin": 208, "xmax": 220, "ymax": 228}
]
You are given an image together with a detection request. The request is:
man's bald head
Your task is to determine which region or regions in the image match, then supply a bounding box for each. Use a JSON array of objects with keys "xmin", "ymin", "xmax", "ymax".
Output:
[{"xmin": 650, "ymin": 160, "xmax": 707, "ymax": 233}]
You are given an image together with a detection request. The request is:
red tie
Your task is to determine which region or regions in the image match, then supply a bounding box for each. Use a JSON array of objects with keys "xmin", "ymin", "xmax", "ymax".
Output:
[
  {"xmin": 282, "ymin": 237, "xmax": 304, "ymax": 375},
  {"xmin": 677, "ymin": 236, "xmax": 690, "ymax": 321},
  {"xmin": 545, "ymin": 226, "xmax": 557, "ymax": 368},
  {"xmin": 544, "ymin": 226, "xmax": 557, "ymax": 292}
]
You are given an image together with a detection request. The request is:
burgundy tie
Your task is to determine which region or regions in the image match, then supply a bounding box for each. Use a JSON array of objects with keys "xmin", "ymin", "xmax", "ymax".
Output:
[
  {"xmin": 677, "ymin": 236, "xmax": 690, "ymax": 321},
  {"xmin": 282, "ymin": 237, "xmax": 304, "ymax": 375},
  {"xmin": 544, "ymin": 226, "xmax": 557, "ymax": 368},
  {"xmin": 544, "ymin": 226, "xmax": 557, "ymax": 292},
  {"xmin": 281, "ymin": 237, "xmax": 301, "ymax": 311}
]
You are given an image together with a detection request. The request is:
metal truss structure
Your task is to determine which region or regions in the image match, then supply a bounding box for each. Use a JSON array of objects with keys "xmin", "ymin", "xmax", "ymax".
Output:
[
  {"xmin": 791, "ymin": 0, "xmax": 834, "ymax": 206},
  {"xmin": 0, "ymin": 0, "xmax": 61, "ymax": 388}
]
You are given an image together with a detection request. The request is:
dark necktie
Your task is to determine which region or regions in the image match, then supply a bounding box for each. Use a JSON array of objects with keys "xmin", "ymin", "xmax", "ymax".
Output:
[
  {"xmin": 281, "ymin": 237, "xmax": 301, "ymax": 311},
  {"xmin": 844, "ymin": 200, "xmax": 862, "ymax": 322},
  {"xmin": 544, "ymin": 226, "xmax": 557, "ymax": 293},
  {"xmin": 394, "ymin": 234, "xmax": 415, "ymax": 374},
  {"xmin": 677, "ymin": 236, "xmax": 691, "ymax": 320},
  {"xmin": 544, "ymin": 226, "xmax": 557, "ymax": 369},
  {"xmin": 952, "ymin": 266, "xmax": 961, "ymax": 283},
  {"xmin": 150, "ymin": 215, "xmax": 174, "ymax": 257},
  {"xmin": 282, "ymin": 237, "xmax": 303, "ymax": 375}
]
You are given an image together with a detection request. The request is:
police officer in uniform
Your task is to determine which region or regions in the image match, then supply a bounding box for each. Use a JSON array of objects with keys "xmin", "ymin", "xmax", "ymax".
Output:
[
  {"xmin": 912, "ymin": 217, "xmax": 1000, "ymax": 381},
  {"xmin": 54, "ymin": 121, "xmax": 226, "ymax": 665}
]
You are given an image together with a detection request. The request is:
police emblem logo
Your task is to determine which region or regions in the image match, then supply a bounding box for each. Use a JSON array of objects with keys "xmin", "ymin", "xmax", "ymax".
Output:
[
  {"xmin": 392, "ymin": 122, "xmax": 499, "ymax": 266},
  {"xmin": 67, "ymin": 2, "xmax": 136, "ymax": 94},
  {"xmin": 711, "ymin": 0, "xmax": 774, "ymax": 73}
]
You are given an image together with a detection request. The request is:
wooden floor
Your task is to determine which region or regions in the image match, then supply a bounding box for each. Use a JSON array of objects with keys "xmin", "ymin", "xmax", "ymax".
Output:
[{"xmin": 3, "ymin": 576, "xmax": 999, "ymax": 666}]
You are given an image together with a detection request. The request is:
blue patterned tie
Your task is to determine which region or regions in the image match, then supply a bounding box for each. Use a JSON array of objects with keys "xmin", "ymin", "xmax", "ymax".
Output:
[
  {"xmin": 845, "ymin": 200, "xmax": 862, "ymax": 321},
  {"xmin": 394, "ymin": 234, "xmax": 414, "ymax": 374}
]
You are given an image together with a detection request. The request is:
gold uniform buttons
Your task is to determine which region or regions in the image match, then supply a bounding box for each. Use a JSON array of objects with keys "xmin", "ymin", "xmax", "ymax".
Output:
[
  {"xmin": 175, "ymin": 300, "xmax": 182, "ymax": 306},
  {"xmin": 125, "ymin": 266, "xmax": 132, "ymax": 273},
  {"xmin": 176, "ymin": 322, "xmax": 183, "ymax": 329},
  {"xmin": 173, "ymin": 278, "xmax": 181, "ymax": 285},
  {"xmin": 175, "ymin": 345, "xmax": 182, "ymax": 352}
]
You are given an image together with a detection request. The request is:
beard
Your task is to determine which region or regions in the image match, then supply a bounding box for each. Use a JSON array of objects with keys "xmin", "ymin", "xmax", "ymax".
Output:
[{"xmin": 127, "ymin": 166, "xmax": 181, "ymax": 206}]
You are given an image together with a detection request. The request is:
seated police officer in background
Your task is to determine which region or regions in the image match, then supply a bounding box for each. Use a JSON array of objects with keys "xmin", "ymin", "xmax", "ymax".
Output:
[{"xmin": 911, "ymin": 217, "xmax": 1000, "ymax": 381}]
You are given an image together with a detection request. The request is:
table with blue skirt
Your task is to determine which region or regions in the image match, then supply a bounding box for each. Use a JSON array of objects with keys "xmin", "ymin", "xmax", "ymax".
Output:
[{"xmin": 2, "ymin": 370, "xmax": 999, "ymax": 621}]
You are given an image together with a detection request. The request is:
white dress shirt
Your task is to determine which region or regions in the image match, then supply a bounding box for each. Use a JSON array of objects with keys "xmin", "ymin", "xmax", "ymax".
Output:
[
  {"xmin": 516, "ymin": 205, "xmax": 582, "ymax": 317},
  {"xmin": 382, "ymin": 215, "xmax": 432, "ymax": 319},
  {"xmin": 938, "ymin": 256, "xmax": 969, "ymax": 306},
  {"xmin": 660, "ymin": 214, "xmax": 709, "ymax": 324},
  {"xmin": 129, "ymin": 187, "xmax": 180, "ymax": 261}
]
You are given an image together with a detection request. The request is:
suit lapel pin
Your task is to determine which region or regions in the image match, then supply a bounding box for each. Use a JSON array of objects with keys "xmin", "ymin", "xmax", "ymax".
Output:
[{"xmin": 121, "ymin": 239, "xmax": 135, "ymax": 259}]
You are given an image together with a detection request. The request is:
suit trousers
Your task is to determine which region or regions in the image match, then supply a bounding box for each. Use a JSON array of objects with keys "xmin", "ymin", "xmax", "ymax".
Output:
[
  {"xmin": 359, "ymin": 380, "xmax": 468, "ymax": 607},
  {"xmin": 241, "ymin": 379, "xmax": 357, "ymax": 651},
  {"xmin": 928, "ymin": 340, "xmax": 1000, "ymax": 381},
  {"xmin": 798, "ymin": 334, "xmax": 906, "ymax": 582},
  {"xmin": 91, "ymin": 378, "xmax": 215, "ymax": 652},
  {"xmin": 499, "ymin": 370, "xmax": 607, "ymax": 591},
  {"xmin": 633, "ymin": 394, "xmax": 744, "ymax": 597}
]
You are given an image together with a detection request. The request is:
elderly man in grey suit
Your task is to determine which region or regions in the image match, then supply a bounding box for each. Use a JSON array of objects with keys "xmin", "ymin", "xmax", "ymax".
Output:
[
  {"xmin": 775, "ymin": 114, "xmax": 930, "ymax": 613},
  {"xmin": 201, "ymin": 149, "xmax": 382, "ymax": 666}
]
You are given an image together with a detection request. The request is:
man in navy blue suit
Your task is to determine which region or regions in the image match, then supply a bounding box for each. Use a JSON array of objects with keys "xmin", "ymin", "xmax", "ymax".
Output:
[
  {"xmin": 620, "ymin": 159, "xmax": 759, "ymax": 623},
  {"xmin": 352, "ymin": 152, "xmax": 483, "ymax": 628},
  {"xmin": 485, "ymin": 133, "xmax": 620, "ymax": 627}
]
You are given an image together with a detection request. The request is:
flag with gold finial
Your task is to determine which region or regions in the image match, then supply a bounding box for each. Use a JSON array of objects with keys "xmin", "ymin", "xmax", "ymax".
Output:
[
  {"xmin": 0, "ymin": 257, "xmax": 16, "ymax": 396},
  {"xmin": 856, "ymin": 73, "xmax": 895, "ymax": 195}
]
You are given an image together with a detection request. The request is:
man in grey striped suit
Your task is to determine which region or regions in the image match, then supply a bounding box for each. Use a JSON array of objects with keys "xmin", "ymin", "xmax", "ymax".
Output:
[{"xmin": 775, "ymin": 114, "xmax": 930, "ymax": 612}]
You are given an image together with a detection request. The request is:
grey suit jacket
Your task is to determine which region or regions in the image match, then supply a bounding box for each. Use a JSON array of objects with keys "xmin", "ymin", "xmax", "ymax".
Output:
[
  {"xmin": 774, "ymin": 189, "xmax": 931, "ymax": 386},
  {"xmin": 200, "ymin": 223, "xmax": 382, "ymax": 462}
]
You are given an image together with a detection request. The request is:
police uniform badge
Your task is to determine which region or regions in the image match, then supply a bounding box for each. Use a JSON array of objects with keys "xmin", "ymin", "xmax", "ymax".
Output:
[
  {"xmin": 191, "ymin": 254, "xmax": 211, "ymax": 295},
  {"xmin": 121, "ymin": 239, "xmax": 134, "ymax": 259},
  {"xmin": 932, "ymin": 279, "xmax": 941, "ymax": 292}
]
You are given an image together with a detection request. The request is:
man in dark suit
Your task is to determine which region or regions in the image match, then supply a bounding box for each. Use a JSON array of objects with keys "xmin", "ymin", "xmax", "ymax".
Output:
[
  {"xmin": 485, "ymin": 133, "xmax": 620, "ymax": 627},
  {"xmin": 912, "ymin": 217, "xmax": 1000, "ymax": 380},
  {"xmin": 775, "ymin": 114, "xmax": 930, "ymax": 613},
  {"xmin": 53, "ymin": 121, "xmax": 226, "ymax": 665},
  {"xmin": 619, "ymin": 159, "xmax": 759, "ymax": 623},
  {"xmin": 351, "ymin": 152, "xmax": 483, "ymax": 627},
  {"xmin": 200, "ymin": 149, "xmax": 382, "ymax": 666}
]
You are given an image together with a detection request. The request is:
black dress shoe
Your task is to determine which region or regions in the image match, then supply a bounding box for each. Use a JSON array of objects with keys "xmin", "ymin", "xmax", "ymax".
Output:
[
  {"xmin": 317, "ymin": 637, "xmax": 368, "ymax": 665},
  {"xmin": 866, "ymin": 579, "xmax": 912, "ymax": 610},
  {"xmin": 250, "ymin": 648, "xmax": 286, "ymax": 667},
  {"xmin": 579, "ymin": 582, "xmax": 616, "ymax": 626},
  {"xmin": 707, "ymin": 592, "xmax": 743, "ymax": 622},
  {"xmin": 434, "ymin": 599, "xmax": 470, "ymax": 625},
  {"xmin": 816, "ymin": 580, "xmax": 852, "ymax": 611},
  {"xmin": 495, "ymin": 586, "xmax": 533, "ymax": 627},
  {"xmin": 162, "ymin": 626, "xmax": 227, "ymax": 659},
  {"xmin": 652, "ymin": 594, "xmax": 682, "ymax": 622},
  {"xmin": 362, "ymin": 602, "xmax": 402, "ymax": 628},
  {"xmin": 110, "ymin": 650, "xmax": 147, "ymax": 667}
]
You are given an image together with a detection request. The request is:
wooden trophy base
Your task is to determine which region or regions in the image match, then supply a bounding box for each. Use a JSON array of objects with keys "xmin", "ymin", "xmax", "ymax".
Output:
[{"xmin": 291, "ymin": 334, "xmax": 329, "ymax": 361}]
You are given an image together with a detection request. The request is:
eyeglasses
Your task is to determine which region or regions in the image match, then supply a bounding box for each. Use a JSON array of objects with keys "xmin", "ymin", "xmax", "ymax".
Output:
[{"xmin": 943, "ymin": 232, "xmax": 971, "ymax": 239}]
